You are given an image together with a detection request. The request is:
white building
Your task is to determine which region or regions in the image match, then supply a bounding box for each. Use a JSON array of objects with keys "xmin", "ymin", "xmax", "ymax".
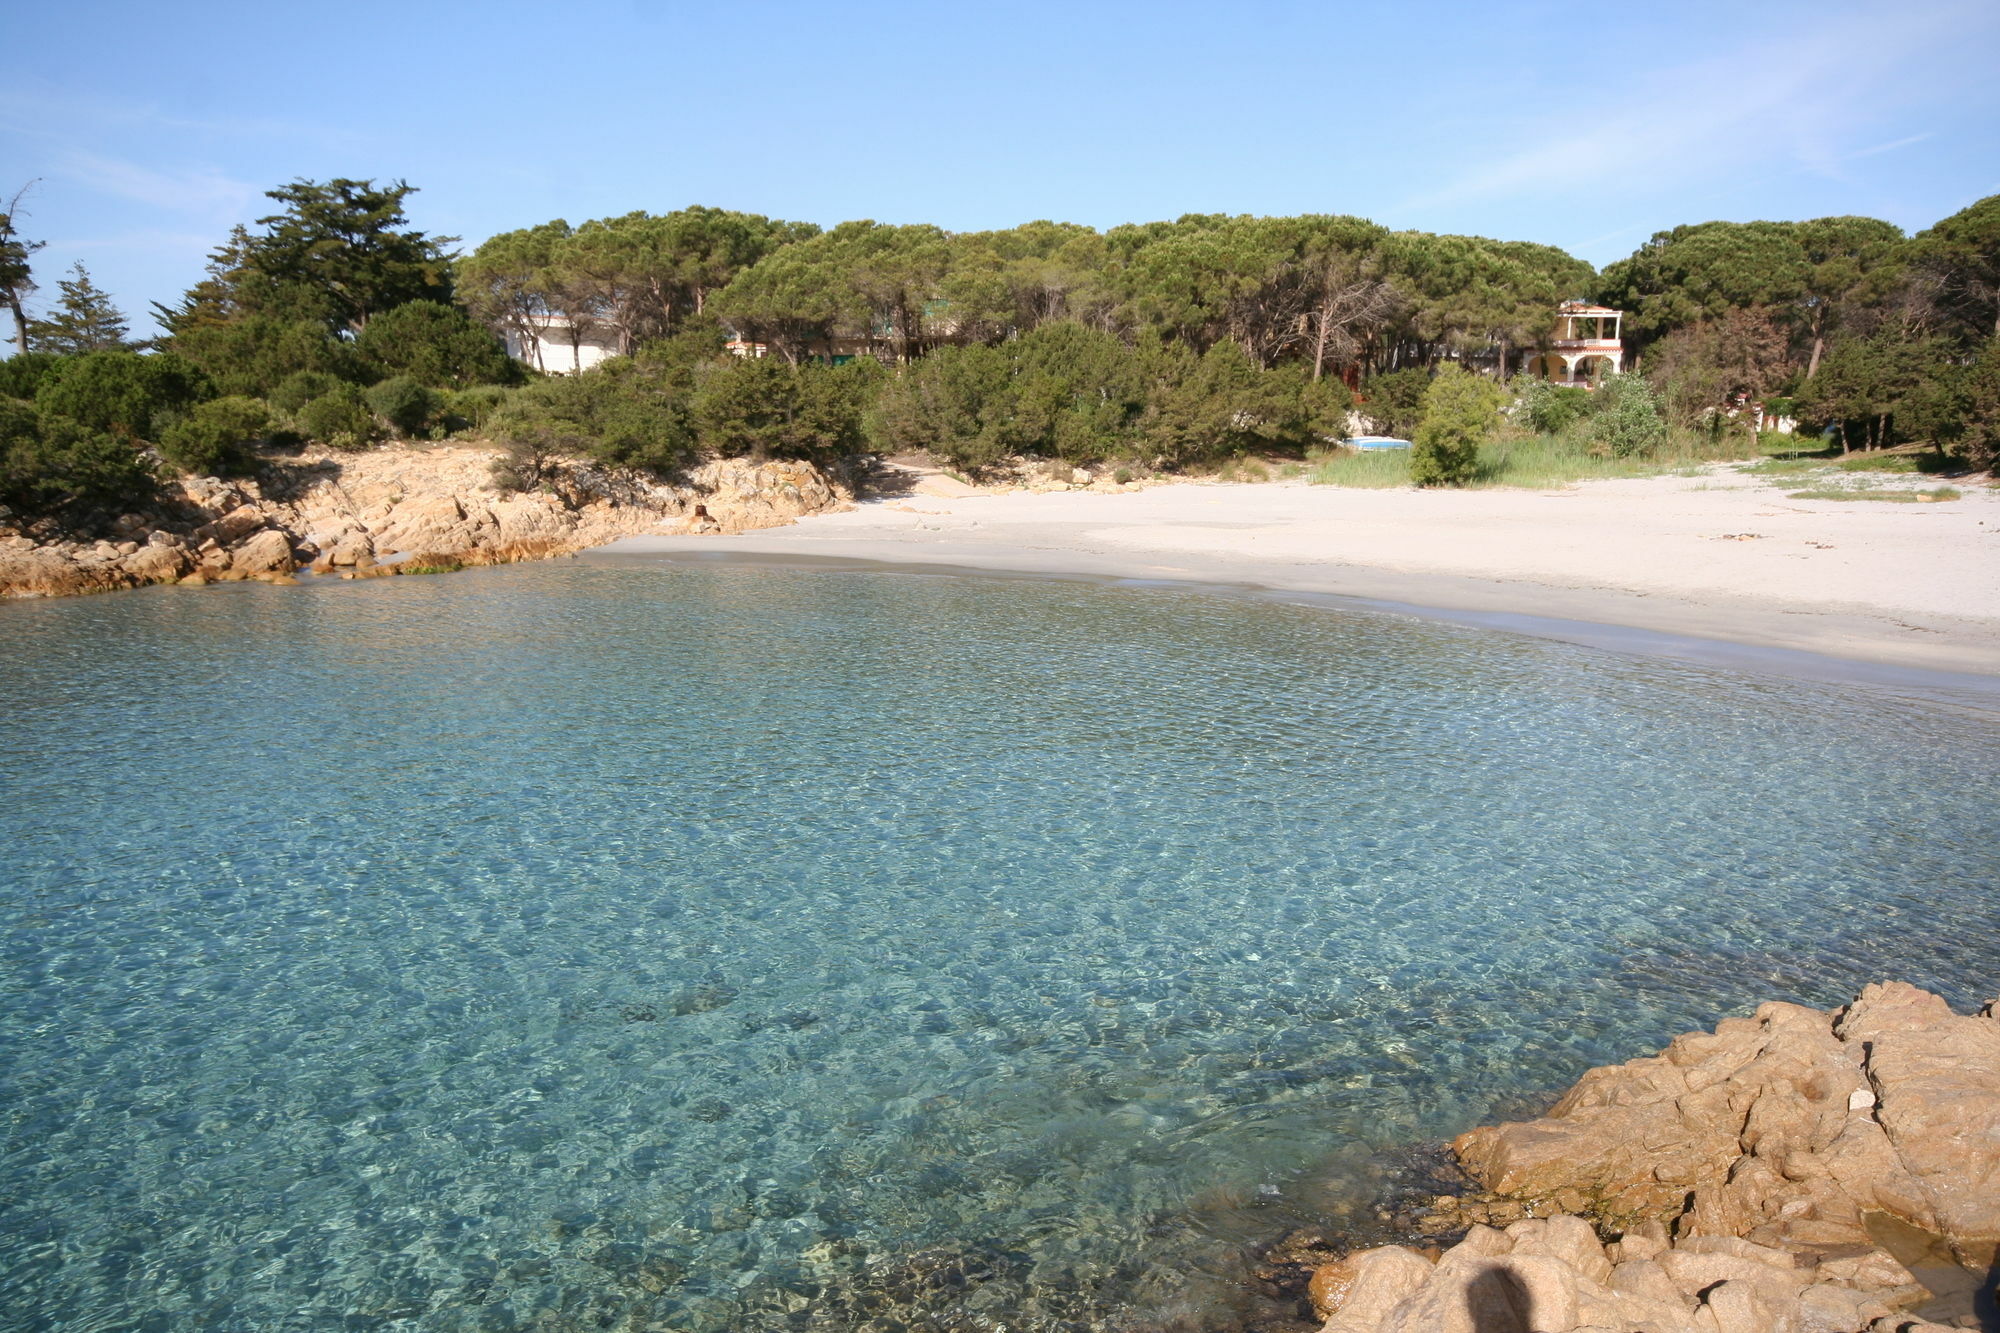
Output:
[
  {"xmin": 504, "ymin": 314, "xmax": 620, "ymax": 375},
  {"xmin": 1523, "ymin": 302, "xmax": 1625, "ymax": 387}
]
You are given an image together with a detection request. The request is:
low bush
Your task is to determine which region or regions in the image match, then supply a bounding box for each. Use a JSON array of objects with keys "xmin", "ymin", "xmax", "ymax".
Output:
[
  {"xmin": 354, "ymin": 300, "xmax": 517, "ymax": 387},
  {"xmin": 34, "ymin": 350, "xmax": 211, "ymax": 439},
  {"xmin": 1411, "ymin": 365, "xmax": 1504, "ymax": 485},
  {"xmin": 1520, "ymin": 379, "xmax": 1591, "ymax": 434},
  {"xmin": 171, "ymin": 315, "xmax": 360, "ymax": 398},
  {"xmin": 1358, "ymin": 368, "xmax": 1431, "ymax": 437},
  {"xmin": 299, "ymin": 387, "xmax": 383, "ymax": 450},
  {"xmin": 157, "ymin": 396, "xmax": 269, "ymax": 477},
  {"xmin": 0, "ymin": 397, "xmax": 157, "ymax": 515},
  {"xmin": 443, "ymin": 384, "xmax": 512, "ymax": 433},
  {"xmin": 1586, "ymin": 375, "xmax": 1670, "ymax": 458},
  {"xmin": 0, "ymin": 351, "xmax": 63, "ymax": 401},
  {"xmin": 270, "ymin": 370, "xmax": 346, "ymax": 415},
  {"xmin": 365, "ymin": 376, "xmax": 441, "ymax": 437}
]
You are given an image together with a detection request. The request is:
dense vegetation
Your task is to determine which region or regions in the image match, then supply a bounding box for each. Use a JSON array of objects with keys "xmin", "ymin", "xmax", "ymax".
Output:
[{"xmin": 1, "ymin": 177, "xmax": 1995, "ymax": 528}]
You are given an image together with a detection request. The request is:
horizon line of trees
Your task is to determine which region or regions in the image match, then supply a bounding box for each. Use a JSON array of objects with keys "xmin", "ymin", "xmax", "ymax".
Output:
[{"xmin": 2, "ymin": 179, "xmax": 1996, "ymax": 530}]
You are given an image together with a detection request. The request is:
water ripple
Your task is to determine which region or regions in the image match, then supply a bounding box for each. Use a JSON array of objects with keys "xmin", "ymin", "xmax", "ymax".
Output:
[{"xmin": 1, "ymin": 564, "xmax": 1995, "ymax": 1330}]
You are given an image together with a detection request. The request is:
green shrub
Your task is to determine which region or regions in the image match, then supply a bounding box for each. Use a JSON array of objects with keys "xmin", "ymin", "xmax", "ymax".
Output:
[
  {"xmin": 171, "ymin": 315, "xmax": 360, "ymax": 398},
  {"xmin": 299, "ymin": 386, "xmax": 383, "ymax": 450},
  {"xmin": 365, "ymin": 375, "xmax": 441, "ymax": 437},
  {"xmin": 34, "ymin": 350, "xmax": 211, "ymax": 438},
  {"xmin": 354, "ymin": 300, "xmax": 517, "ymax": 387},
  {"xmin": 690, "ymin": 355, "xmax": 870, "ymax": 463},
  {"xmin": 158, "ymin": 396, "xmax": 269, "ymax": 477},
  {"xmin": 491, "ymin": 366, "xmax": 696, "ymax": 473},
  {"xmin": 442, "ymin": 384, "xmax": 512, "ymax": 433},
  {"xmin": 270, "ymin": 370, "xmax": 345, "ymax": 415},
  {"xmin": 872, "ymin": 342, "xmax": 1013, "ymax": 471},
  {"xmin": 1588, "ymin": 375, "xmax": 1670, "ymax": 458},
  {"xmin": 1359, "ymin": 368, "xmax": 1431, "ymax": 437},
  {"xmin": 1411, "ymin": 365, "xmax": 1504, "ymax": 486},
  {"xmin": 1520, "ymin": 379, "xmax": 1592, "ymax": 434},
  {"xmin": 1142, "ymin": 342, "xmax": 1311, "ymax": 467},
  {"xmin": 0, "ymin": 351, "xmax": 63, "ymax": 400},
  {"xmin": 0, "ymin": 397, "xmax": 157, "ymax": 515}
]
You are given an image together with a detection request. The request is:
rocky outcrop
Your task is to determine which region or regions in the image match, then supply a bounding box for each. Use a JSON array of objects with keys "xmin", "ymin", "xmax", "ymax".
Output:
[
  {"xmin": 661, "ymin": 456, "xmax": 851, "ymax": 535},
  {"xmin": 0, "ymin": 444, "xmax": 852, "ymax": 599},
  {"xmin": 1311, "ymin": 1218, "xmax": 1946, "ymax": 1333},
  {"xmin": 1306, "ymin": 983, "xmax": 1999, "ymax": 1333},
  {"xmin": 1447, "ymin": 983, "xmax": 2000, "ymax": 1263}
]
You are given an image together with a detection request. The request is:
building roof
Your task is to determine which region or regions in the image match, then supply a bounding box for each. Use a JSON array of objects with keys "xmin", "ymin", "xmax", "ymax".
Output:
[{"xmin": 1558, "ymin": 301, "xmax": 1621, "ymax": 315}]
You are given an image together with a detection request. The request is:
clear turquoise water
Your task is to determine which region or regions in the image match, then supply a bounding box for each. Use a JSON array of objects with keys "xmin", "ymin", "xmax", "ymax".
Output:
[{"xmin": 1, "ymin": 562, "xmax": 1995, "ymax": 1332}]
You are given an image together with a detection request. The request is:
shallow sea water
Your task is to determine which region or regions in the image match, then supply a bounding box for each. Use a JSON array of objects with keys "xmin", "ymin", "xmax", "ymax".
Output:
[{"xmin": 1, "ymin": 561, "xmax": 1996, "ymax": 1331}]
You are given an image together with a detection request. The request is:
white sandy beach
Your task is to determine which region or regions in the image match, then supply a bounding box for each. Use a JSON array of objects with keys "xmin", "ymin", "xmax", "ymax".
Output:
[{"xmin": 599, "ymin": 463, "xmax": 2000, "ymax": 681}]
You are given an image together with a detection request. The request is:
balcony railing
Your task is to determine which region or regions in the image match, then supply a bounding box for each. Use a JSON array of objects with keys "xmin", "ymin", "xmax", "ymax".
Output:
[{"xmin": 1552, "ymin": 337, "xmax": 1622, "ymax": 349}]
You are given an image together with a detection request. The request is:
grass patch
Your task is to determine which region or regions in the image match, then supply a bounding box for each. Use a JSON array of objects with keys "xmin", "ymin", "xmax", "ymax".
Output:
[
  {"xmin": 1742, "ymin": 456, "xmax": 1824, "ymax": 476},
  {"xmin": 1307, "ymin": 427, "xmax": 1770, "ymax": 490},
  {"xmin": 1787, "ymin": 486, "xmax": 1960, "ymax": 503},
  {"xmin": 1837, "ymin": 454, "xmax": 1923, "ymax": 474},
  {"xmin": 1212, "ymin": 456, "xmax": 1273, "ymax": 483},
  {"xmin": 1307, "ymin": 448, "xmax": 1413, "ymax": 487},
  {"xmin": 1751, "ymin": 444, "xmax": 1952, "ymax": 476}
]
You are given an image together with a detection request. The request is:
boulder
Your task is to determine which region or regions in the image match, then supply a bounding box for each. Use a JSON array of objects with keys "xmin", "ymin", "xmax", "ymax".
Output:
[
  {"xmin": 1376, "ymin": 1252, "xmax": 1580, "ymax": 1333},
  {"xmin": 1450, "ymin": 986, "xmax": 2000, "ymax": 1260},
  {"xmin": 373, "ymin": 494, "xmax": 496, "ymax": 556},
  {"xmin": 211, "ymin": 504, "xmax": 268, "ymax": 545},
  {"xmin": 120, "ymin": 542, "xmax": 191, "ymax": 583},
  {"xmin": 682, "ymin": 457, "xmax": 848, "ymax": 534},
  {"xmin": 0, "ymin": 544, "xmax": 131, "ymax": 597},
  {"xmin": 1697, "ymin": 1278, "xmax": 1798, "ymax": 1333},
  {"xmin": 490, "ymin": 496, "xmax": 577, "ymax": 546},
  {"xmin": 1299, "ymin": 1213, "xmax": 1946, "ymax": 1333},
  {"xmin": 1317, "ymin": 1247, "xmax": 1435, "ymax": 1332},
  {"xmin": 326, "ymin": 529, "xmax": 375, "ymax": 567},
  {"xmin": 229, "ymin": 528, "xmax": 296, "ymax": 575},
  {"xmin": 1836, "ymin": 983, "xmax": 2000, "ymax": 1246}
]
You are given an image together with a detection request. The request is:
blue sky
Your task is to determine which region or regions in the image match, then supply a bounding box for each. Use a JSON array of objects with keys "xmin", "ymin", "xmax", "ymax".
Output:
[{"xmin": 6, "ymin": 0, "xmax": 1998, "ymax": 331}]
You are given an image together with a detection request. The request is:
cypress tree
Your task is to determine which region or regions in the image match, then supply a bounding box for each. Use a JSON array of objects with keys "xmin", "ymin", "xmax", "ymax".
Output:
[{"xmin": 28, "ymin": 263, "xmax": 130, "ymax": 355}]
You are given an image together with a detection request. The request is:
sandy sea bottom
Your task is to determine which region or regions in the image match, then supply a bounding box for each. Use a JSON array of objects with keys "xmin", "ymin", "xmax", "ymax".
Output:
[{"xmin": 2, "ymin": 562, "xmax": 1996, "ymax": 1331}]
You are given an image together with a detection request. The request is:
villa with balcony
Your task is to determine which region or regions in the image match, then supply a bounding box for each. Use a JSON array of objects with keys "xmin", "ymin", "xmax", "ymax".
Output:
[{"xmin": 1523, "ymin": 301, "xmax": 1625, "ymax": 387}]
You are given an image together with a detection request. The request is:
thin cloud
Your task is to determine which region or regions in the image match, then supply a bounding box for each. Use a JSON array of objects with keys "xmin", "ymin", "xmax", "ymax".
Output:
[
  {"xmin": 61, "ymin": 230, "xmax": 224, "ymax": 255},
  {"xmin": 1842, "ymin": 133, "xmax": 1935, "ymax": 161},
  {"xmin": 1401, "ymin": 4, "xmax": 1982, "ymax": 214},
  {"xmin": 57, "ymin": 151, "xmax": 259, "ymax": 220},
  {"xmin": 1569, "ymin": 221, "xmax": 1656, "ymax": 253},
  {"xmin": 0, "ymin": 83, "xmax": 368, "ymax": 153}
]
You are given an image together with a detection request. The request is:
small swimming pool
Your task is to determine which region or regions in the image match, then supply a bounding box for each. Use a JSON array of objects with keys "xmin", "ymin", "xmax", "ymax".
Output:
[{"xmin": 1343, "ymin": 435, "xmax": 1412, "ymax": 450}]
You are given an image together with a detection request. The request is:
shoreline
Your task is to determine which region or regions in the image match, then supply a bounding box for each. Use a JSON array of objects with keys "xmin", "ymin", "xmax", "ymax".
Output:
[
  {"xmin": 582, "ymin": 547, "xmax": 2000, "ymax": 717},
  {"xmin": 592, "ymin": 468, "xmax": 2000, "ymax": 710}
]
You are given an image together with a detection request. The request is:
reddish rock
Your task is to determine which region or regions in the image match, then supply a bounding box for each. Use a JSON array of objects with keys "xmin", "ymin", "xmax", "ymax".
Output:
[
  {"xmin": 229, "ymin": 529, "xmax": 296, "ymax": 575},
  {"xmin": 211, "ymin": 504, "xmax": 268, "ymax": 545}
]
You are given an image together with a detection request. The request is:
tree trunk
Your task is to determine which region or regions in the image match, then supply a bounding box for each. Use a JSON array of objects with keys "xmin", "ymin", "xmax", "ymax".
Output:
[
  {"xmin": 1496, "ymin": 339, "xmax": 1509, "ymax": 383},
  {"xmin": 526, "ymin": 312, "xmax": 545, "ymax": 373},
  {"xmin": 9, "ymin": 292, "xmax": 27, "ymax": 354}
]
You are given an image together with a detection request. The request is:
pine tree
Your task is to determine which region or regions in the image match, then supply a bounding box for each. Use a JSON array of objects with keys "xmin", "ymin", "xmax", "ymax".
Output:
[
  {"xmin": 0, "ymin": 188, "xmax": 44, "ymax": 355},
  {"xmin": 27, "ymin": 262, "xmax": 130, "ymax": 355}
]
